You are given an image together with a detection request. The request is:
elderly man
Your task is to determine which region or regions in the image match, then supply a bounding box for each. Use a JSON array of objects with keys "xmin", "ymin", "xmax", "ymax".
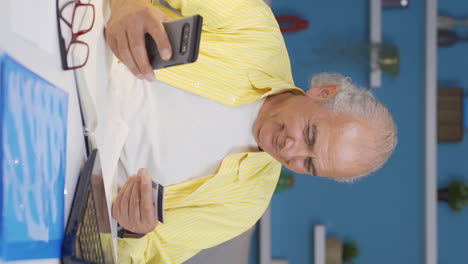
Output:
[{"xmin": 104, "ymin": 0, "xmax": 397, "ymax": 263}]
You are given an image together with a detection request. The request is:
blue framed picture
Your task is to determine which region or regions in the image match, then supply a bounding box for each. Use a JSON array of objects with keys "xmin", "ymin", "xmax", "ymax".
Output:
[{"xmin": 0, "ymin": 54, "xmax": 68, "ymax": 261}]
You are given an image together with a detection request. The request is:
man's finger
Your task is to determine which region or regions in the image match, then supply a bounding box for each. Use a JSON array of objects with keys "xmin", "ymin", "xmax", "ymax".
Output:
[
  {"xmin": 112, "ymin": 181, "xmax": 127, "ymax": 218},
  {"xmin": 108, "ymin": 37, "xmax": 122, "ymax": 62},
  {"xmin": 116, "ymin": 32, "xmax": 142, "ymax": 78},
  {"xmin": 119, "ymin": 176, "xmax": 135, "ymax": 225},
  {"xmin": 127, "ymin": 29, "xmax": 155, "ymax": 81},
  {"xmin": 112, "ymin": 178, "xmax": 130, "ymax": 219},
  {"xmin": 129, "ymin": 175, "xmax": 142, "ymax": 224},
  {"xmin": 111, "ymin": 199, "xmax": 120, "ymax": 219},
  {"xmin": 146, "ymin": 12, "xmax": 172, "ymax": 61},
  {"xmin": 105, "ymin": 27, "xmax": 125, "ymax": 64},
  {"xmin": 139, "ymin": 170, "xmax": 156, "ymax": 224}
]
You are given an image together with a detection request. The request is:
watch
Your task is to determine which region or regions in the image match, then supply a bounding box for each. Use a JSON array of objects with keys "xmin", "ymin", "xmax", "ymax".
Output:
[{"xmin": 117, "ymin": 224, "xmax": 146, "ymax": 239}]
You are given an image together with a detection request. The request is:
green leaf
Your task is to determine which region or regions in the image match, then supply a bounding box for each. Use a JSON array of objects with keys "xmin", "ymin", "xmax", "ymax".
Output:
[
  {"xmin": 342, "ymin": 241, "xmax": 359, "ymax": 263},
  {"xmin": 447, "ymin": 181, "xmax": 468, "ymax": 212}
]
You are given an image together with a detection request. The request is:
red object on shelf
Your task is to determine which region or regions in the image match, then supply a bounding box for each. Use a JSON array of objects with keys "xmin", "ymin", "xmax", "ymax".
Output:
[{"xmin": 276, "ymin": 15, "xmax": 309, "ymax": 33}]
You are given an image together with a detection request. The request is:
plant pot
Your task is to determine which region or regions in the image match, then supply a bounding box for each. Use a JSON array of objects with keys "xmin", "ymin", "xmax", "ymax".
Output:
[
  {"xmin": 438, "ymin": 187, "xmax": 450, "ymax": 202},
  {"xmin": 326, "ymin": 237, "xmax": 343, "ymax": 264}
]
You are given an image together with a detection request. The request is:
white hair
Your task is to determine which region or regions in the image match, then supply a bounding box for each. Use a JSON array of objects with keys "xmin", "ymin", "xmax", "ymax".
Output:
[{"xmin": 310, "ymin": 73, "xmax": 397, "ymax": 182}]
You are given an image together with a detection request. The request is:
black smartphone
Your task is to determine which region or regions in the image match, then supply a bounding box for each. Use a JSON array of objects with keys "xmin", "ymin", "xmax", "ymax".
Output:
[{"xmin": 145, "ymin": 15, "xmax": 203, "ymax": 69}]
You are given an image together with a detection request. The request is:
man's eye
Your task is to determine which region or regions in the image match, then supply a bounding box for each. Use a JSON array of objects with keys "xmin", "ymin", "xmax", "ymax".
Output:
[
  {"xmin": 307, "ymin": 126, "xmax": 314, "ymax": 146},
  {"xmin": 305, "ymin": 158, "xmax": 311, "ymax": 173},
  {"xmin": 304, "ymin": 126, "xmax": 310, "ymax": 145}
]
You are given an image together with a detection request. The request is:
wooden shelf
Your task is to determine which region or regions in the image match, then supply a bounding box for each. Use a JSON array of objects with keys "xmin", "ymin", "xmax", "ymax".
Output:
[
  {"xmin": 314, "ymin": 225, "xmax": 326, "ymax": 264},
  {"xmin": 425, "ymin": 0, "xmax": 437, "ymax": 264},
  {"xmin": 369, "ymin": 0, "xmax": 382, "ymax": 88}
]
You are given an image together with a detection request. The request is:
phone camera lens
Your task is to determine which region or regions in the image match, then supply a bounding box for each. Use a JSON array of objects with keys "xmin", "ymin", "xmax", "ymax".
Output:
[{"xmin": 180, "ymin": 23, "xmax": 190, "ymax": 55}]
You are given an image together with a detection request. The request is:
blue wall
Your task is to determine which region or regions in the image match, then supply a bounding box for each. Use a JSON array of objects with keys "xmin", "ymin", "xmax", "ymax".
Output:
[{"xmin": 268, "ymin": 0, "xmax": 433, "ymax": 263}]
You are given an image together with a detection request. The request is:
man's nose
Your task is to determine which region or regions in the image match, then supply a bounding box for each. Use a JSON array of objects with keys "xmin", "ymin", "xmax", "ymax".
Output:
[{"xmin": 280, "ymin": 137, "xmax": 308, "ymax": 160}]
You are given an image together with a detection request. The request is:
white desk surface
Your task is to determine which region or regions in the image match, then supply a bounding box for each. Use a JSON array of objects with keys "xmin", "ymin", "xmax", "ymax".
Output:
[{"xmin": 0, "ymin": 0, "xmax": 87, "ymax": 263}]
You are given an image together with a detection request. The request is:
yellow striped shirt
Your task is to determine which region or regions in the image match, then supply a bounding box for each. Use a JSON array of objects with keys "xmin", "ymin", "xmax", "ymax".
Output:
[{"xmin": 118, "ymin": 0, "xmax": 302, "ymax": 263}]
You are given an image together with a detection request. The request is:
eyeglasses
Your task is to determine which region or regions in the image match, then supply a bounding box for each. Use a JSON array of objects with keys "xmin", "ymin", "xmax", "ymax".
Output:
[{"xmin": 57, "ymin": 0, "xmax": 95, "ymax": 70}]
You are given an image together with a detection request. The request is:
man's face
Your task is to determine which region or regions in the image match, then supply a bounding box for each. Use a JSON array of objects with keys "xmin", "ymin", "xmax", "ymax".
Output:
[{"xmin": 253, "ymin": 87, "xmax": 374, "ymax": 179}]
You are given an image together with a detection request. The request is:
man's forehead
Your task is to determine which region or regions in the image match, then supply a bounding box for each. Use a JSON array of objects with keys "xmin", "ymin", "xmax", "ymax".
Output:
[{"xmin": 320, "ymin": 119, "xmax": 372, "ymax": 178}]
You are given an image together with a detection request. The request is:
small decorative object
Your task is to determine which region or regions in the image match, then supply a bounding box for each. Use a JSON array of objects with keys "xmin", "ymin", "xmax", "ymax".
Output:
[
  {"xmin": 438, "ymin": 29, "xmax": 468, "ymax": 47},
  {"xmin": 314, "ymin": 41, "xmax": 400, "ymax": 78},
  {"xmin": 437, "ymin": 88, "xmax": 463, "ymax": 142},
  {"xmin": 464, "ymin": 98, "xmax": 468, "ymax": 131},
  {"xmin": 438, "ymin": 15, "xmax": 468, "ymax": 31},
  {"xmin": 383, "ymin": 0, "xmax": 409, "ymax": 8},
  {"xmin": 438, "ymin": 181, "xmax": 468, "ymax": 212},
  {"xmin": 326, "ymin": 237, "xmax": 342, "ymax": 264},
  {"xmin": 275, "ymin": 16, "xmax": 309, "ymax": 33},
  {"xmin": 374, "ymin": 42, "xmax": 400, "ymax": 78},
  {"xmin": 275, "ymin": 169, "xmax": 295, "ymax": 192},
  {"xmin": 326, "ymin": 237, "xmax": 360, "ymax": 264},
  {"xmin": 271, "ymin": 259, "xmax": 289, "ymax": 264}
]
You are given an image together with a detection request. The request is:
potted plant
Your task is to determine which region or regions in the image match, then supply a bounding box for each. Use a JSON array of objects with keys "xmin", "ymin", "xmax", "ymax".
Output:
[
  {"xmin": 275, "ymin": 169, "xmax": 295, "ymax": 193},
  {"xmin": 326, "ymin": 238, "xmax": 359, "ymax": 264},
  {"xmin": 342, "ymin": 241, "xmax": 359, "ymax": 263},
  {"xmin": 313, "ymin": 41, "xmax": 400, "ymax": 78},
  {"xmin": 326, "ymin": 237, "xmax": 342, "ymax": 264},
  {"xmin": 438, "ymin": 180, "xmax": 468, "ymax": 211}
]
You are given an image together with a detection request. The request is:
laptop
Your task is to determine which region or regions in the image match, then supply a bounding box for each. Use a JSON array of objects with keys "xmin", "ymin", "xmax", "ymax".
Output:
[{"xmin": 61, "ymin": 149, "xmax": 116, "ymax": 264}]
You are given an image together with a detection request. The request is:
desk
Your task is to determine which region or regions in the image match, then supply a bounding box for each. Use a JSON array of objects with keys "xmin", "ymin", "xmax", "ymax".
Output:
[{"xmin": 0, "ymin": 0, "xmax": 87, "ymax": 263}]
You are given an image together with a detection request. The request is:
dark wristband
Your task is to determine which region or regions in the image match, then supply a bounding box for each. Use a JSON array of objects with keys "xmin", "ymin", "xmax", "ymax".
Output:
[{"xmin": 117, "ymin": 224, "xmax": 146, "ymax": 239}]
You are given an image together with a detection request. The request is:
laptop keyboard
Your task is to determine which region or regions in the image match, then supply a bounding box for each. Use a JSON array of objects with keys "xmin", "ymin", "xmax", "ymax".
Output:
[{"xmin": 75, "ymin": 186, "xmax": 105, "ymax": 264}]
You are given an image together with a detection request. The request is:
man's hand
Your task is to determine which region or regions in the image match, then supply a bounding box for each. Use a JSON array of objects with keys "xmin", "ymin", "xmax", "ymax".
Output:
[
  {"xmin": 112, "ymin": 168, "xmax": 158, "ymax": 234},
  {"xmin": 106, "ymin": 0, "xmax": 172, "ymax": 81}
]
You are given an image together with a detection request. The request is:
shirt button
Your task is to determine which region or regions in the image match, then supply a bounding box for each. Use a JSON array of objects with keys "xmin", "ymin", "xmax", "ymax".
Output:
[
  {"xmin": 194, "ymin": 82, "xmax": 200, "ymax": 88},
  {"xmin": 154, "ymin": 70, "xmax": 160, "ymax": 77},
  {"xmin": 230, "ymin": 97, "xmax": 236, "ymax": 103}
]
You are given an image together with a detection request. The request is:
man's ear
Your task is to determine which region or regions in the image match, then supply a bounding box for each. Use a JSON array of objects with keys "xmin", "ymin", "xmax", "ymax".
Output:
[{"xmin": 305, "ymin": 84, "xmax": 339, "ymax": 101}]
